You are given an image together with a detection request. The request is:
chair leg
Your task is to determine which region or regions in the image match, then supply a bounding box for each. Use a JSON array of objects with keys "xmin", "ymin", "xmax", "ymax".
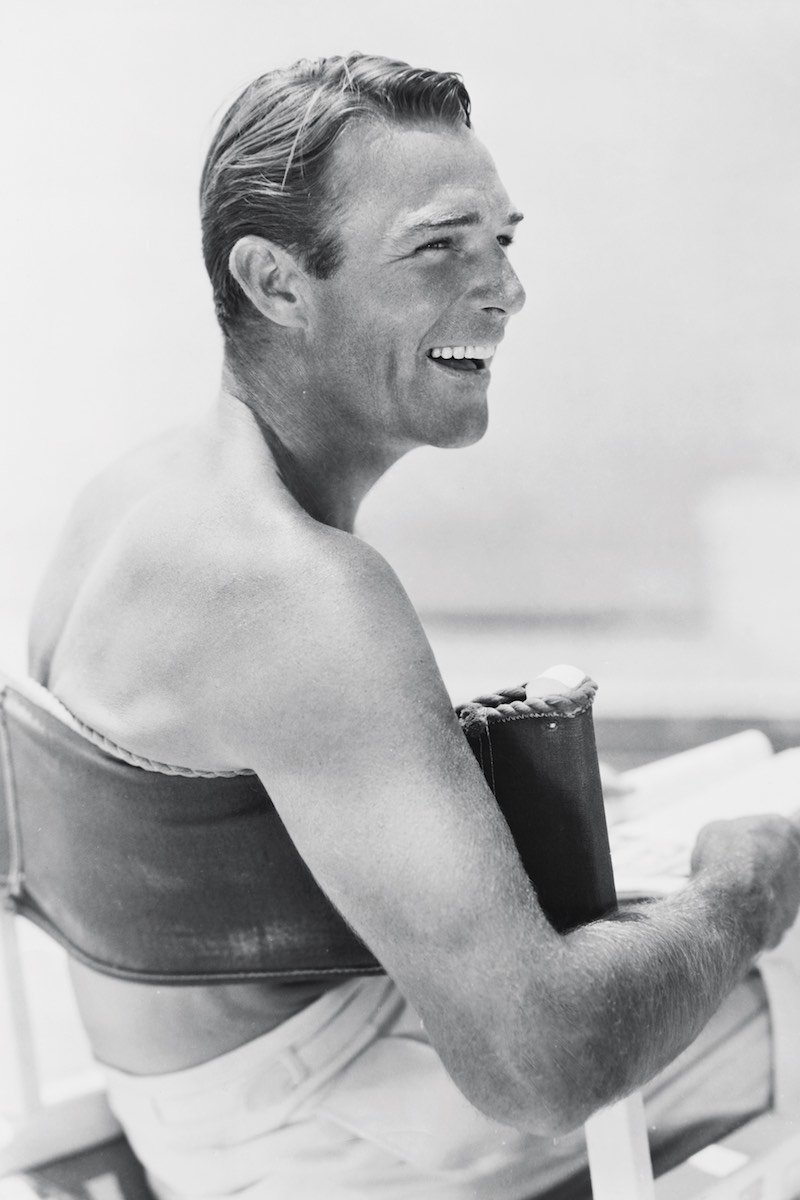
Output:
[
  {"xmin": 585, "ymin": 1092, "xmax": 656, "ymax": 1200},
  {"xmin": 757, "ymin": 915, "xmax": 800, "ymax": 1119},
  {"xmin": 0, "ymin": 909, "xmax": 42, "ymax": 1119}
]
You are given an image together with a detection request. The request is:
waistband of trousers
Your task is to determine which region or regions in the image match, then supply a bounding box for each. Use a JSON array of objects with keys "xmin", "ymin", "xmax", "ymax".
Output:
[{"xmin": 100, "ymin": 975, "xmax": 402, "ymax": 1105}]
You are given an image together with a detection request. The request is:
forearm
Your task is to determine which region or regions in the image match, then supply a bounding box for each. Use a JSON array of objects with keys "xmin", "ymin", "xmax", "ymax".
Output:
[{"xmin": 512, "ymin": 871, "xmax": 767, "ymax": 1132}]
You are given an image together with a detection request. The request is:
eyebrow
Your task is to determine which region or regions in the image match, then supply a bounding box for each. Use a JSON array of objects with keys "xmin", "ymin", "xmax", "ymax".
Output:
[{"xmin": 397, "ymin": 209, "xmax": 525, "ymax": 237}]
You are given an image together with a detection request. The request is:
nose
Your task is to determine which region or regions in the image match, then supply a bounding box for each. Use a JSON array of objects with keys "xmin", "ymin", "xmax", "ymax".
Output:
[{"xmin": 472, "ymin": 244, "xmax": 526, "ymax": 318}]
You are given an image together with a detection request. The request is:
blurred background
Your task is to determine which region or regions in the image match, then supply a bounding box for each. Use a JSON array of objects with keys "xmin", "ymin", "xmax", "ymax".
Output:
[
  {"xmin": 1, "ymin": 0, "xmax": 800, "ymax": 711},
  {"xmin": 1, "ymin": 0, "xmax": 800, "ymax": 1114},
  {"xmin": 1, "ymin": 2, "xmax": 800, "ymax": 720}
]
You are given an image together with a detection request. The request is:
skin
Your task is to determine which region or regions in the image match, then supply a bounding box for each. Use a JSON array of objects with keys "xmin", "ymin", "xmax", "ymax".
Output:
[{"xmin": 29, "ymin": 118, "xmax": 800, "ymax": 1135}]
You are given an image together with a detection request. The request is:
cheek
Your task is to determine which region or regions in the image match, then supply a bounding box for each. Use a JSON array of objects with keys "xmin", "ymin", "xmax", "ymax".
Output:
[
  {"xmin": 325, "ymin": 312, "xmax": 417, "ymax": 387},
  {"xmin": 411, "ymin": 254, "xmax": 477, "ymax": 302},
  {"xmin": 317, "ymin": 317, "xmax": 404, "ymax": 405},
  {"xmin": 312, "ymin": 262, "xmax": 460, "ymax": 378}
]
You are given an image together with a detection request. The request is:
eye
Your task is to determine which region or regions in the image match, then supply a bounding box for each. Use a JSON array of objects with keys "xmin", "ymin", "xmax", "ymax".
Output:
[
  {"xmin": 497, "ymin": 234, "xmax": 515, "ymax": 248},
  {"xmin": 414, "ymin": 237, "xmax": 453, "ymax": 254}
]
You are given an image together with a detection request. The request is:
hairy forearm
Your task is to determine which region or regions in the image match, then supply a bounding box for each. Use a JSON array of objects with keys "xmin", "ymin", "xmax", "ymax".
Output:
[{"xmin": 510, "ymin": 871, "xmax": 767, "ymax": 1132}]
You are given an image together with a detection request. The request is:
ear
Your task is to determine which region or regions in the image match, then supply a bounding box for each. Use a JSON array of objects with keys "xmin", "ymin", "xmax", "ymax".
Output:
[{"xmin": 228, "ymin": 236, "xmax": 310, "ymax": 329}]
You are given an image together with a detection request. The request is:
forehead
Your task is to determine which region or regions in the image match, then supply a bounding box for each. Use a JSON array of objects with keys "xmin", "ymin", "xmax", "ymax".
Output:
[{"xmin": 325, "ymin": 119, "xmax": 516, "ymax": 245}]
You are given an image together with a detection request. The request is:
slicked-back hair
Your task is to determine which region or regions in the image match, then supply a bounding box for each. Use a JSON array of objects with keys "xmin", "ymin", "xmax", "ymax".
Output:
[{"xmin": 200, "ymin": 53, "xmax": 472, "ymax": 337}]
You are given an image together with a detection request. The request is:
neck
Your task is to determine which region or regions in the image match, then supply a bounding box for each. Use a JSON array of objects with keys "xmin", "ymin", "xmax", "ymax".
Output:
[{"xmin": 221, "ymin": 360, "xmax": 406, "ymax": 533}]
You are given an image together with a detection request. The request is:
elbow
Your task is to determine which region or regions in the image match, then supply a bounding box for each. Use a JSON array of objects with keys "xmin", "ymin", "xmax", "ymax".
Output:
[
  {"xmin": 424, "ymin": 971, "xmax": 637, "ymax": 1138},
  {"xmin": 472, "ymin": 1073, "xmax": 596, "ymax": 1140},
  {"xmin": 503, "ymin": 971, "xmax": 647, "ymax": 1135},
  {"xmin": 504, "ymin": 1072, "xmax": 628, "ymax": 1140},
  {"xmin": 499, "ymin": 1071, "xmax": 614, "ymax": 1140},
  {"xmin": 473, "ymin": 1029, "xmax": 633, "ymax": 1139},
  {"xmin": 435, "ymin": 1036, "xmax": 581, "ymax": 1138},
  {"xmin": 532, "ymin": 1084, "xmax": 622, "ymax": 1138}
]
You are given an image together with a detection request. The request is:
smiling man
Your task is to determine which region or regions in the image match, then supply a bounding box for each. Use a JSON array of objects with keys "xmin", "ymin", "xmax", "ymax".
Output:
[{"xmin": 28, "ymin": 54, "xmax": 800, "ymax": 1200}]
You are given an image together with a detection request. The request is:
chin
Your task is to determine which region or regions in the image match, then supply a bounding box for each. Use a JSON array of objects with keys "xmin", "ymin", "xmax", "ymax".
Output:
[{"xmin": 429, "ymin": 404, "xmax": 490, "ymax": 449}]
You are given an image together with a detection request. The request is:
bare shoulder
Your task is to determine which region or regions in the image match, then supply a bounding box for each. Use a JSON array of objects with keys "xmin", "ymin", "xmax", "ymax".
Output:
[
  {"xmin": 210, "ymin": 517, "xmax": 450, "ymax": 767},
  {"xmin": 29, "ymin": 427, "xmax": 202, "ymax": 682}
]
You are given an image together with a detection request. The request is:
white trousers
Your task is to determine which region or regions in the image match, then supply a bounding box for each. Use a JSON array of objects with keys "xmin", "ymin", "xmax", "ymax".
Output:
[{"xmin": 100, "ymin": 942, "xmax": 797, "ymax": 1200}]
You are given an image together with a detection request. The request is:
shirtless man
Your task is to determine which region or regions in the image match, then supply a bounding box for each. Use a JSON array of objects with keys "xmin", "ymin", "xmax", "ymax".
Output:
[{"xmin": 28, "ymin": 54, "xmax": 800, "ymax": 1200}]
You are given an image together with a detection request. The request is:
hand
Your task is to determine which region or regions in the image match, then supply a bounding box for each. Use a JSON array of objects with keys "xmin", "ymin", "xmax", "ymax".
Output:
[{"xmin": 690, "ymin": 813, "xmax": 800, "ymax": 950}]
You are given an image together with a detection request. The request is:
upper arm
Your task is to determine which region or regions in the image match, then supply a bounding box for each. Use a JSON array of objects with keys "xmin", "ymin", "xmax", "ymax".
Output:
[{"xmin": 216, "ymin": 531, "xmax": 561, "ymax": 1119}]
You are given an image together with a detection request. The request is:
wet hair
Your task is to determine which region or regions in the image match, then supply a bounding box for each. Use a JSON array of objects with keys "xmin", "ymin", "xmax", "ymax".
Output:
[{"xmin": 200, "ymin": 53, "xmax": 471, "ymax": 337}]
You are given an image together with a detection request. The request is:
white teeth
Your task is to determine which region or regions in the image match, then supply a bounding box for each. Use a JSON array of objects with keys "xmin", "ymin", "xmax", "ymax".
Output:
[{"xmin": 429, "ymin": 344, "xmax": 497, "ymax": 360}]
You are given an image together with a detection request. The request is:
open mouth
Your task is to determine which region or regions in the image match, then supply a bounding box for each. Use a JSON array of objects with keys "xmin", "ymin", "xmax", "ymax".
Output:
[{"xmin": 428, "ymin": 344, "xmax": 496, "ymax": 373}]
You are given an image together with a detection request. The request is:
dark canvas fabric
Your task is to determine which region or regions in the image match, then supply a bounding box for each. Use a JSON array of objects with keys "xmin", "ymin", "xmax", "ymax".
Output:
[{"xmin": 0, "ymin": 682, "xmax": 614, "ymax": 982}]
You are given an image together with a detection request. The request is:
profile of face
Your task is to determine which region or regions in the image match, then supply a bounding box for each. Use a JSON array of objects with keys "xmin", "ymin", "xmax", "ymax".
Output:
[{"xmin": 300, "ymin": 119, "xmax": 526, "ymax": 453}]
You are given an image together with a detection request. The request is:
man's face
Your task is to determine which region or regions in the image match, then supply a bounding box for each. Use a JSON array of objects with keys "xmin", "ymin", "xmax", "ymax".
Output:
[{"xmin": 301, "ymin": 118, "xmax": 526, "ymax": 452}]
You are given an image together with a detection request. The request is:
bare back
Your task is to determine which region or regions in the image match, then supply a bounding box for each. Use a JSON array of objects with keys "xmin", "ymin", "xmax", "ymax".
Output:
[{"xmin": 29, "ymin": 405, "xmax": 342, "ymax": 1073}]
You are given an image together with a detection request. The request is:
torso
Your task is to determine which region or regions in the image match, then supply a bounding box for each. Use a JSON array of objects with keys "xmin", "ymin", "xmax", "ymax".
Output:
[{"xmin": 29, "ymin": 401, "xmax": 341, "ymax": 1074}]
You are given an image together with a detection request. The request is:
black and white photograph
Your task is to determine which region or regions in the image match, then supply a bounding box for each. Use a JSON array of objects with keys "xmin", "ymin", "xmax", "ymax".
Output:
[{"xmin": 2, "ymin": 4, "xmax": 800, "ymax": 1198}]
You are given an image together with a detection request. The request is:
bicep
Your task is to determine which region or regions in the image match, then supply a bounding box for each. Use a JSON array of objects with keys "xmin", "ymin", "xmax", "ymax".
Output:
[{"xmin": 225, "ymin": 539, "xmax": 555, "ymax": 1022}]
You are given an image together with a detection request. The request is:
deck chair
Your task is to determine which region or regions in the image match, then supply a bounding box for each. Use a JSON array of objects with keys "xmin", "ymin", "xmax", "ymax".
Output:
[{"xmin": 2, "ymin": 668, "xmax": 800, "ymax": 1200}]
